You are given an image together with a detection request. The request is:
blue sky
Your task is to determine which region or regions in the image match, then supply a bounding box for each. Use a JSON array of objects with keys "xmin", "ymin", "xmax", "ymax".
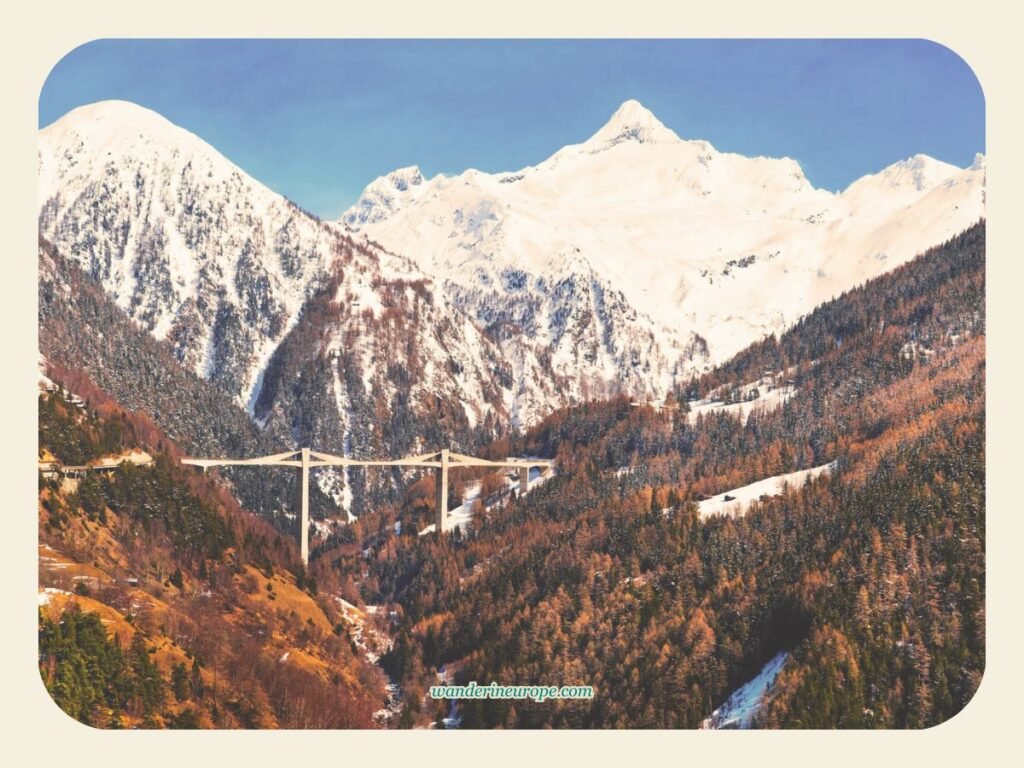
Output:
[{"xmin": 39, "ymin": 39, "xmax": 984, "ymax": 220}]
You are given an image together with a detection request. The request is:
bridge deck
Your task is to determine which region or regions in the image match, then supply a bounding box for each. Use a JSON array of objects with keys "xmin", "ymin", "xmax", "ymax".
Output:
[{"xmin": 180, "ymin": 447, "xmax": 553, "ymax": 565}]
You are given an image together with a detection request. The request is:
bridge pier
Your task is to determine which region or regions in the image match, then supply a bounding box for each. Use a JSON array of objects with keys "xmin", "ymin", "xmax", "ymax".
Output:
[
  {"xmin": 181, "ymin": 446, "xmax": 552, "ymax": 563},
  {"xmin": 300, "ymin": 448, "xmax": 310, "ymax": 566},
  {"xmin": 435, "ymin": 449, "xmax": 449, "ymax": 532}
]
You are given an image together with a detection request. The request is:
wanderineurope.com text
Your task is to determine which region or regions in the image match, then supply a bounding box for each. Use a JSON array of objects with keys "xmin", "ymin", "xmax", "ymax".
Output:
[{"xmin": 430, "ymin": 682, "xmax": 594, "ymax": 703}]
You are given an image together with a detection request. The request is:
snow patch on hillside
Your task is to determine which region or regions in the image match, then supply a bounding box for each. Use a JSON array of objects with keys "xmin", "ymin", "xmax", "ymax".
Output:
[
  {"xmin": 701, "ymin": 651, "xmax": 788, "ymax": 729},
  {"xmin": 687, "ymin": 374, "xmax": 797, "ymax": 425},
  {"xmin": 699, "ymin": 462, "xmax": 836, "ymax": 518},
  {"xmin": 418, "ymin": 464, "xmax": 551, "ymax": 536},
  {"xmin": 38, "ymin": 587, "xmax": 72, "ymax": 605}
]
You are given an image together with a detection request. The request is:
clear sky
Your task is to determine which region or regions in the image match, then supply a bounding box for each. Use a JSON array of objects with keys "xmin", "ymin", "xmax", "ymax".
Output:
[{"xmin": 39, "ymin": 39, "xmax": 984, "ymax": 220}]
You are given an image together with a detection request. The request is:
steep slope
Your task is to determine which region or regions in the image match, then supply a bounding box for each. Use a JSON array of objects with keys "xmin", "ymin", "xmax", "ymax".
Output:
[
  {"xmin": 248, "ymin": 253, "xmax": 516, "ymax": 517},
  {"xmin": 38, "ymin": 239, "xmax": 301, "ymax": 520},
  {"xmin": 39, "ymin": 102, "xmax": 523, "ymax": 517},
  {"xmin": 342, "ymin": 100, "xmax": 985, "ymax": 413},
  {"xmin": 37, "ymin": 385, "xmax": 389, "ymax": 728},
  {"xmin": 38, "ymin": 101, "xmax": 514, "ymax": 434},
  {"xmin": 39, "ymin": 236, "xmax": 513, "ymax": 522}
]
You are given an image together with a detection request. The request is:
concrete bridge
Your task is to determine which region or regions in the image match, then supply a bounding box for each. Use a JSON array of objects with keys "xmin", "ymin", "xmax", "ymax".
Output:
[{"xmin": 181, "ymin": 448, "xmax": 553, "ymax": 564}]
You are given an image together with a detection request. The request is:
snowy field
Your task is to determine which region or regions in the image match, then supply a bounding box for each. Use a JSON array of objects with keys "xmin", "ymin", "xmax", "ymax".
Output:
[
  {"xmin": 686, "ymin": 374, "xmax": 797, "ymax": 426},
  {"xmin": 700, "ymin": 651, "xmax": 789, "ymax": 729},
  {"xmin": 698, "ymin": 462, "xmax": 836, "ymax": 519}
]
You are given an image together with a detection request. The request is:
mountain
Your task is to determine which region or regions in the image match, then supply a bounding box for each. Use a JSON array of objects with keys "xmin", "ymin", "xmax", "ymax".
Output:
[
  {"xmin": 38, "ymin": 101, "xmax": 509, "ymax": 407},
  {"xmin": 341, "ymin": 99, "xmax": 985, "ymax": 416},
  {"xmin": 38, "ymin": 98, "xmax": 985, "ymax": 446},
  {"xmin": 39, "ymin": 101, "xmax": 522, "ymax": 518},
  {"xmin": 39, "ymin": 101, "xmax": 334, "ymax": 409}
]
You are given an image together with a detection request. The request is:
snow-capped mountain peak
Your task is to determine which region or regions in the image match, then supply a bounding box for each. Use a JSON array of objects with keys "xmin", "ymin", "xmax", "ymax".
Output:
[
  {"xmin": 873, "ymin": 153, "xmax": 960, "ymax": 192},
  {"xmin": 39, "ymin": 100, "xmax": 256, "ymax": 194},
  {"xmin": 341, "ymin": 100, "xmax": 985, "ymax": 419},
  {"xmin": 39, "ymin": 100, "xmax": 343, "ymax": 409},
  {"xmin": 581, "ymin": 99, "xmax": 682, "ymax": 151},
  {"xmin": 41, "ymin": 99, "xmax": 177, "ymax": 144},
  {"xmin": 382, "ymin": 165, "xmax": 425, "ymax": 191},
  {"xmin": 341, "ymin": 165, "xmax": 429, "ymax": 229},
  {"xmin": 842, "ymin": 153, "xmax": 983, "ymax": 206}
]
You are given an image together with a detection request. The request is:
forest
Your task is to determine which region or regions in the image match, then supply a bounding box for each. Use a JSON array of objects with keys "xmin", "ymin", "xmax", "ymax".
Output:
[
  {"xmin": 38, "ymin": 386, "xmax": 388, "ymax": 728},
  {"xmin": 321, "ymin": 224, "xmax": 986, "ymax": 728},
  {"xmin": 38, "ymin": 222, "xmax": 985, "ymax": 728}
]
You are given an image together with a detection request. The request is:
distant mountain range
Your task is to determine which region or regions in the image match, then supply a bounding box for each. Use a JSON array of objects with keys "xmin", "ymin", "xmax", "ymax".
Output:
[
  {"xmin": 342, "ymin": 99, "xmax": 984, "ymax": 423},
  {"xmin": 39, "ymin": 98, "xmax": 984, "ymax": 454}
]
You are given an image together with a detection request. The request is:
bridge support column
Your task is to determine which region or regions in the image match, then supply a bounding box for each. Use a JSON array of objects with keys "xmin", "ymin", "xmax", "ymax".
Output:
[
  {"xmin": 519, "ymin": 466, "xmax": 530, "ymax": 495},
  {"xmin": 435, "ymin": 449, "xmax": 449, "ymax": 533},
  {"xmin": 300, "ymin": 447, "xmax": 310, "ymax": 566}
]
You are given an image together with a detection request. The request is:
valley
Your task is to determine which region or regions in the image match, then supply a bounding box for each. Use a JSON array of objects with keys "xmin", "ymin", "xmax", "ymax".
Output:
[{"xmin": 36, "ymin": 96, "xmax": 985, "ymax": 730}]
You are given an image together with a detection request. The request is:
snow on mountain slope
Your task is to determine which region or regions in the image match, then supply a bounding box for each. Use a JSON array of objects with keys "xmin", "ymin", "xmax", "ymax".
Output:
[
  {"xmin": 697, "ymin": 462, "xmax": 836, "ymax": 519},
  {"xmin": 247, "ymin": 263, "xmax": 515, "ymax": 516},
  {"xmin": 38, "ymin": 101, "xmax": 343, "ymax": 408},
  {"xmin": 38, "ymin": 98, "xmax": 985, "ymax": 440},
  {"xmin": 341, "ymin": 99, "xmax": 985, "ymax": 403},
  {"xmin": 37, "ymin": 101, "xmax": 515, "ymax": 477}
]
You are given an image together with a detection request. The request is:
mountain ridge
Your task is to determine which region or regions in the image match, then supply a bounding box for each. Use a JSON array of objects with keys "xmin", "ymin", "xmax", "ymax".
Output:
[
  {"xmin": 39, "ymin": 98, "xmax": 985, "ymax": 434},
  {"xmin": 340, "ymin": 99, "xmax": 984, "ymax": 404}
]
